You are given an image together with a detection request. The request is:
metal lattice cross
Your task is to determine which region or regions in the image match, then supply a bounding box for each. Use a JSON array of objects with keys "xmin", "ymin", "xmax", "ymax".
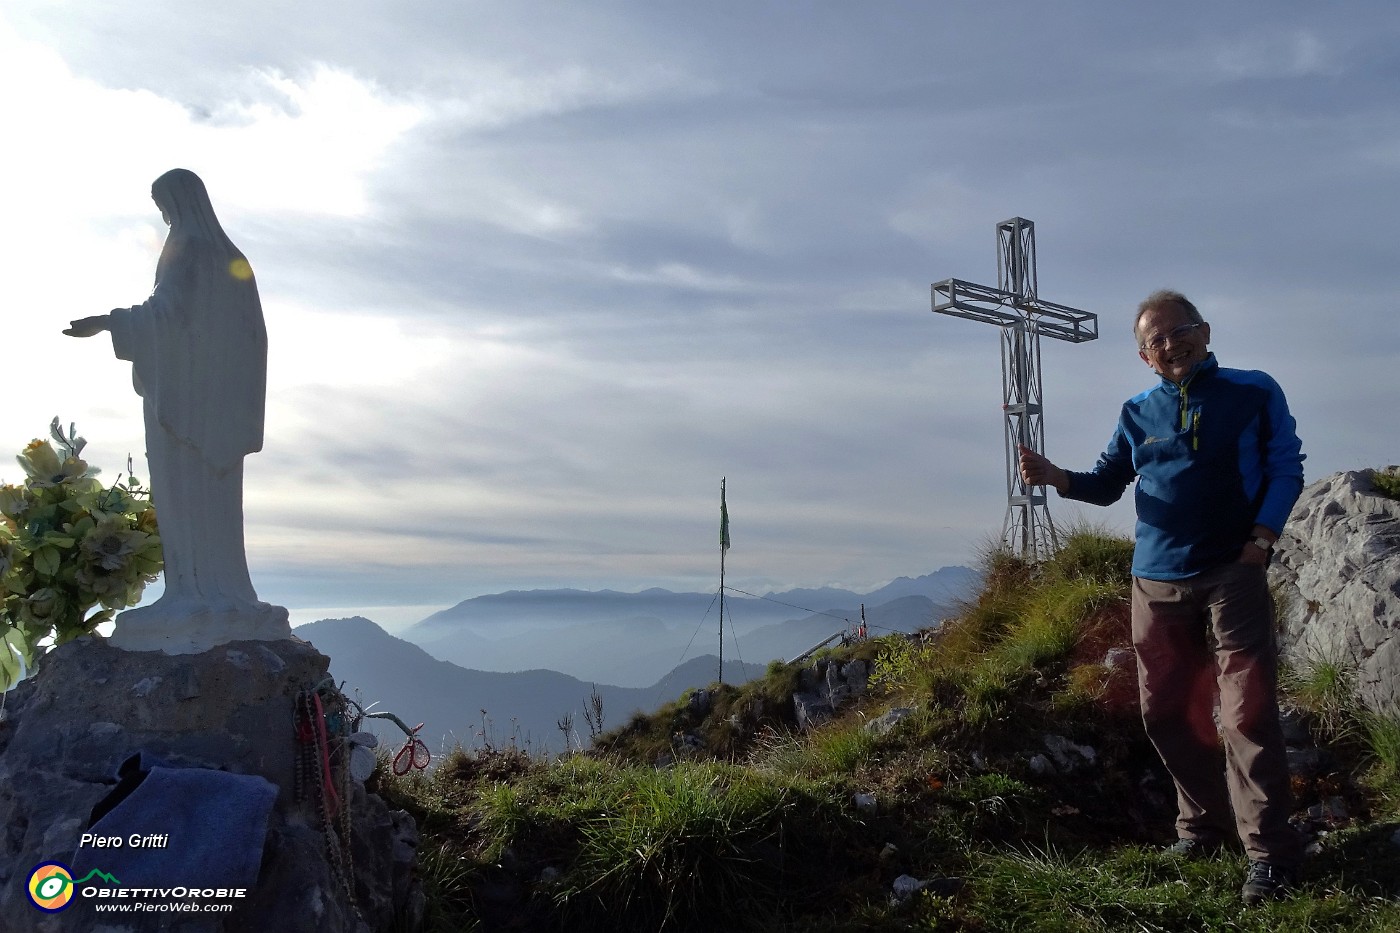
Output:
[{"xmin": 930, "ymin": 218, "xmax": 1098, "ymax": 560}]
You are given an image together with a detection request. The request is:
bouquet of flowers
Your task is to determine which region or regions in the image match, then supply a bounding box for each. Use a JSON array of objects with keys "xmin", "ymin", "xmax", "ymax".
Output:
[{"xmin": 1, "ymin": 418, "xmax": 162, "ymax": 688}]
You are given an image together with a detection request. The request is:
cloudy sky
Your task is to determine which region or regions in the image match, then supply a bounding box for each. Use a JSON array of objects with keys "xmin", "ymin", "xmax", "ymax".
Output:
[{"xmin": 2, "ymin": 2, "xmax": 1396, "ymax": 630}]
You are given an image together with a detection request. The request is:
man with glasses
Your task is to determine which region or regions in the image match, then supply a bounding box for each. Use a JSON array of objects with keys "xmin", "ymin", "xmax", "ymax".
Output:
[{"xmin": 1017, "ymin": 290, "xmax": 1305, "ymax": 904}]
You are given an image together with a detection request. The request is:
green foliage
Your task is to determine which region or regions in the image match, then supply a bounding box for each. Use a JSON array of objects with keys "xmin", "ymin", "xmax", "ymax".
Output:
[
  {"xmin": 1, "ymin": 419, "xmax": 162, "ymax": 687},
  {"xmin": 1370, "ymin": 466, "xmax": 1400, "ymax": 500},
  {"xmin": 870, "ymin": 634, "xmax": 937, "ymax": 695}
]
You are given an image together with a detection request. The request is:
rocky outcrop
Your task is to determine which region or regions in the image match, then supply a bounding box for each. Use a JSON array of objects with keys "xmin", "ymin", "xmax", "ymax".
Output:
[
  {"xmin": 1271, "ymin": 468, "xmax": 1400, "ymax": 716},
  {"xmin": 792, "ymin": 657, "xmax": 871, "ymax": 730},
  {"xmin": 0, "ymin": 636, "xmax": 422, "ymax": 932}
]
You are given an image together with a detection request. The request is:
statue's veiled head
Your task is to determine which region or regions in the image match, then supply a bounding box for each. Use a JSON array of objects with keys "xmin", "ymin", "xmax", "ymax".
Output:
[{"xmin": 151, "ymin": 169, "xmax": 227, "ymax": 243}]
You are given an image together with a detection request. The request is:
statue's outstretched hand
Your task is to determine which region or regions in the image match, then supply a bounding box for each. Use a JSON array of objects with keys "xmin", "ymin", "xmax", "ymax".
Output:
[{"xmin": 64, "ymin": 315, "xmax": 111, "ymax": 338}]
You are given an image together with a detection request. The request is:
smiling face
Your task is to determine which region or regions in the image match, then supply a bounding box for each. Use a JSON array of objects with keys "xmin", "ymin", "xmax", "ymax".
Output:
[{"xmin": 1136, "ymin": 302, "xmax": 1210, "ymax": 384}]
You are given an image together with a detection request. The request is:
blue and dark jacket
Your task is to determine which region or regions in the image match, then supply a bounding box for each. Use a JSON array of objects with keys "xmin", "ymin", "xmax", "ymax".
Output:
[{"xmin": 1062, "ymin": 354, "xmax": 1304, "ymax": 580}]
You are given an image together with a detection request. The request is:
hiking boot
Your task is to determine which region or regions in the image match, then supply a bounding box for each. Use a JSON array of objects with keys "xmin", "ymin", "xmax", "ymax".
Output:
[
  {"xmin": 1241, "ymin": 860, "xmax": 1295, "ymax": 905},
  {"xmin": 1163, "ymin": 837, "xmax": 1223, "ymax": 860}
]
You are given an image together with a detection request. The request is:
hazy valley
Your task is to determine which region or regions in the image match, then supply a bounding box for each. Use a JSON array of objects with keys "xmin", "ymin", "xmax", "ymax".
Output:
[{"xmin": 294, "ymin": 567, "xmax": 976, "ymax": 754}]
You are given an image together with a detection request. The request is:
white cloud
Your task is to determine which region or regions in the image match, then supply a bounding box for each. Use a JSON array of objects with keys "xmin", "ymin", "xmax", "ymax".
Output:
[
  {"xmin": 202, "ymin": 65, "xmax": 424, "ymax": 217},
  {"xmin": 267, "ymin": 303, "xmax": 457, "ymax": 390},
  {"xmin": 595, "ymin": 261, "xmax": 757, "ymax": 293},
  {"xmin": 1137, "ymin": 27, "xmax": 1341, "ymax": 84},
  {"xmin": 431, "ymin": 61, "xmax": 698, "ymax": 131},
  {"xmin": 1209, "ymin": 29, "xmax": 1334, "ymax": 79}
]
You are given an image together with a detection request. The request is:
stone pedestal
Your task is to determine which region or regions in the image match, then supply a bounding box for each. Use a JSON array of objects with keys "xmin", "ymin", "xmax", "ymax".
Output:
[
  {"xmin": 0, "ymin": 636, "xmax": 422, "ymax": 932},
  {"xmin": 107, "ymin": 601, "xmax": 293, "ymax": 655}
]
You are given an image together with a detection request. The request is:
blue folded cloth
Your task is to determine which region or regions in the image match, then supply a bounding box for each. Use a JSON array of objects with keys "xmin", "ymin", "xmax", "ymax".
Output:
[{"xmin": 72, "ymin": 753, "xmax": 276, "ymax": 892}]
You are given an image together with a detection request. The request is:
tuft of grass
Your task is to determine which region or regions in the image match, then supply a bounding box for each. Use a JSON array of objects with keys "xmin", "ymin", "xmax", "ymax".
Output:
[
  {"xmin": 1359, "ymin": 711, "xmax": 1400, "ymax": 817},
  {"xmin": 1282, "ymin": 656, "xmax": 1358, "ymax": 743},
  {"xmin": 409, "ymin": 841, "xmax": 480, "ymax": 932},
  {"xmin": 1060, "ymin": 662, "xmax": 1113, "ymax": 710},
  {"xmin": 945, "ymin": 841, "xmax": 1400, "ymax": 932},
  {"xmin": 558, "ymin": 766, "xmax": 776, "ymax": 930},
  {"xmin": 994, "ymin": 576, "xmax": 1118, "ymax": 672},
  {"xmin": 1369, "ymin": 466, "xmax": 1400, "ymax": 500},
  {"xmin": 509, "ymin": 760, "xmax": 855, "ymax": 932},
  {"xmin": 1042, "ymin": 524, "xmax": 1136, "ymax": 588},
  {"xmin": 749, "ymin": 719, "xmax": 880, "ymax": 777}
]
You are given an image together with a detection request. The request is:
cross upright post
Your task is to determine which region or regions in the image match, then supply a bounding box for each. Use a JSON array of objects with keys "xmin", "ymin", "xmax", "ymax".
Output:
[{"xmin": 930, "ymin": 218, "xmax": 1098, "ymax": 561}]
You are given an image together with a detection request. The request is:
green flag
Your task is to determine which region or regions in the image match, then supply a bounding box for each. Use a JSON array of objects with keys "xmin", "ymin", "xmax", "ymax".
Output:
[{"xmin": 720, "ymin": 479, "xmax": 730, "ymax": 551}]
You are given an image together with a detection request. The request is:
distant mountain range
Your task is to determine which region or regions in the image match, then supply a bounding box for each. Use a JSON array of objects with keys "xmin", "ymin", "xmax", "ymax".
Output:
[
  {"xmin": 296, "ymin": 616, "xmax": 768, "ymax": 758},
  {"xmin": 293, "ymin": 568, "xmax": 978, "ymax": 753},
  {"xmin": 403, "ymin": 567, "xmax": 977, "ymax": 686}
]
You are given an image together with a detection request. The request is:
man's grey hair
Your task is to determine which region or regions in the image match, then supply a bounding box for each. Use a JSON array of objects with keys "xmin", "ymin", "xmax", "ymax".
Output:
[{"xmin": 1133, "ymin": 290, "xmax": 1204, "ymax": 343}]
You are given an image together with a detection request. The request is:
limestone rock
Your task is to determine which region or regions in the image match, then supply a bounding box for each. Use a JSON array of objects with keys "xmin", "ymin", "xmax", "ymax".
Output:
[
  {"xmin": 1271, "ymin": 469, "xmax": 1400, "ymax": 716},
  {"xmin": 791, "ymin": 657, "xmax": 874, "ymax": 731},
  {"xmin": 0, "ymin": 636, "xmax": 421, "ymax": 932},
  {"xmin": 1041, "ymin": 734, "xmax": 1097, "ymax": 773},
  {"xmin": 865, "ymin": 707, "xmax": 915, "ymax": 736},
  {"xmin": 792, "ymin": 692, "xmax": 835, "ymax": 731}
]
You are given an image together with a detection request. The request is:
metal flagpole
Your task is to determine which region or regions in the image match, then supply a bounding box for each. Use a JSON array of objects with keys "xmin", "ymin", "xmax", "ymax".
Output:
[{"xmin": 718, "ymin": 478, "xmax": 729, "ymax": 684}]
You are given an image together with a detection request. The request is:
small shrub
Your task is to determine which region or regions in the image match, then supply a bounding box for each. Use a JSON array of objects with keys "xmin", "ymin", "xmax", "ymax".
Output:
[{"xmin": 870, "ymin": 635, "xmax": 936, "ymax": 695}]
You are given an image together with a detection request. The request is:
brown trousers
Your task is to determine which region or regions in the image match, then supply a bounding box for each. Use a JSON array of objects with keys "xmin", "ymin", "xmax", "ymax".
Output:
[{"xmin": 1131, "ymin": 562, "xmax": 1300, "ymax": 866}]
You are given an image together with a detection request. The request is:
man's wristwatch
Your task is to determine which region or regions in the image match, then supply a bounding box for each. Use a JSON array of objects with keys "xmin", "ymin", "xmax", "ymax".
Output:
[{"xmin": 1249, "ymin": 535, "xmax": 1274, "ymax": 552}]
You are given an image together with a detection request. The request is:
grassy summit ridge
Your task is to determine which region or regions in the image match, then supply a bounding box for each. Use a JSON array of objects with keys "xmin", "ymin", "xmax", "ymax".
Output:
[{"xmin": 378, "ymin": 527, "xmax": 1400, "ymax": 932}]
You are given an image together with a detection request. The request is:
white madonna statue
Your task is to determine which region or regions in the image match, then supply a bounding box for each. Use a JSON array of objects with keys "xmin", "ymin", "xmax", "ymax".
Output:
[{"xmin": 65, "ymin": 168, "xmax": 289, "ymax": 653}]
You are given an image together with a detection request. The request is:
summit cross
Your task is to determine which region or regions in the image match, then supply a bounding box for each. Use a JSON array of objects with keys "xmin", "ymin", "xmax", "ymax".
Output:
[{"xmin": 930, "ymin": 217, "xmax": 1098, "ymax": 560}]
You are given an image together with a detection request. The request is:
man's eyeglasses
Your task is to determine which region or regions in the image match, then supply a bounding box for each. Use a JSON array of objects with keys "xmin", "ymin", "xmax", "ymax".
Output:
[{"xmin": 1140, "ymin": 322, "xmax": 1203, "ymax": 351}]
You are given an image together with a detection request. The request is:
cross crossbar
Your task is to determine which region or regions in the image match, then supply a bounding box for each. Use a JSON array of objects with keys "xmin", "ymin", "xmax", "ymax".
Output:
[{"xmin": 931, "ymin": 278, "xmax": 1098, "ymax": 343}]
